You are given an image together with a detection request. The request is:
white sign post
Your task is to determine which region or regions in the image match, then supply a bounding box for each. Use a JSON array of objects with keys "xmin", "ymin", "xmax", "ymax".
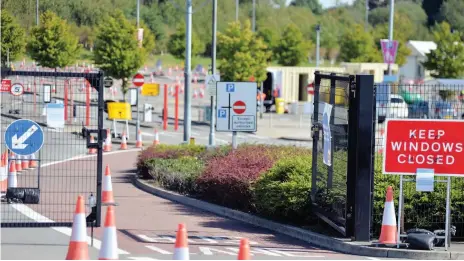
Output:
[{"xmin": 216, "ymin": 82, "xmax": 258, "ymax": 149}]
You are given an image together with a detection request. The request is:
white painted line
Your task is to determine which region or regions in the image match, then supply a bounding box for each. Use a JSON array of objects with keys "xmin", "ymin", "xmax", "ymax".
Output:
[
  {"xmin": 7, "ymin": 149, "xmax": 140, "ymax": 255},
  {"xmin": 127, "ymin": 257, "xmax": 158, "ymax": 260},
  {"xmin": 145, "ymin": 245, "xmax": 172, "ymax": 255},
  {"xmin": 365, "ymin": 257, "xmax": 381, "ymax": 260},
  {"xmin": 198, "ymin": 247, "xmax": 236, "ymax": 256}
]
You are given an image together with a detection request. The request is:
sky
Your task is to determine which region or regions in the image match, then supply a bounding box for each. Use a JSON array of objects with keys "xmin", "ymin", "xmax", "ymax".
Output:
[{"xmin": 285, "ymin": 0, "xmax": 356, "ymax": 8}]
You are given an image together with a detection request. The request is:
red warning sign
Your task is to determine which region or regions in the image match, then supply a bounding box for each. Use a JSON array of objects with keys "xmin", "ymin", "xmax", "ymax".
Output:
[
  {"xmin": 1, "ymin": 79, "xmax": 11, "ymax": 92},
  {"xmin": 383, "ymin": 119, "xmax": 464, "ymax": 176},
  {"xmin": 233, "ymin": 100, "xmax": 246, "ymax": 114}
]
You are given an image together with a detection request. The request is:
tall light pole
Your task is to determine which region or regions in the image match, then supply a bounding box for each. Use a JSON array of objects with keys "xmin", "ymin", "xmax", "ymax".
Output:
[
  {"xmin": 316, "ymin": 25, "xmax": 321, "ymax": 68},
  {"xmin": 135, "ymin": 0, "xmax": 141, "ymax": 145},
  {"xmin": 236, "ymin": 0, "xmax": 239, "ymax": 21},
  {"xmin": 209, "ymin": 0, "xmax": 217, "ymax": 146},
  {"xmin": 387, "ymin": 0, "xmax": 394, "ymax": 76},
  {"xmin": 184, "ymin": 0, "xmax": 193, "ymax": 143},
  {"xmin": 36, "ymin": 0, "xmax": 39, "ymax": 25},
  {"xmin": 252, "ymin": 0, "xmax": 256, "ymax": 32},
  {"xmin": 365, "ymin": 0, "xmax": 369, "ymax": 31},
  {"xmin": 136, "ymin": 0, "xmax": 140, "ymax": 27}
]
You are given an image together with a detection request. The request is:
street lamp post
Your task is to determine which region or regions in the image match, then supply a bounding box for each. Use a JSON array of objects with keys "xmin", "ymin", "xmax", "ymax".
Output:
[{"xmin": 316, "ymin": 25, "xmax": 321, "ymax": 68}]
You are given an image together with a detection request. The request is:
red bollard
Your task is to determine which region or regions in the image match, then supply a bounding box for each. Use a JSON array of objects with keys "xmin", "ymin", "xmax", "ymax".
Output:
[
  {"xmin": 175, "ymin": 85, "xmax": 179, "ymax": 131},
  {"xmin": 163, "ymin": 84, "xmax": 168, "ymax": 131}
]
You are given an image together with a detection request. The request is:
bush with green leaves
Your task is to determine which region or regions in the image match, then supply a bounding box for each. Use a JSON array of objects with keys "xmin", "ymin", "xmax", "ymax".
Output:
[{"xmin": 254, "ymin": 154, "xmax": 313, "ymax": 224}]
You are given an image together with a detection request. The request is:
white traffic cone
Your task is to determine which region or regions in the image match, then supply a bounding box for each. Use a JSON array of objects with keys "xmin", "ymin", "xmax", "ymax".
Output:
[
  {"xmin": 98, "ymin": 205, "xmax": 119, "ymax": 260},
  {"xmin": 8, "ymin": 160, "xmax": 17, "ymax": 188}
]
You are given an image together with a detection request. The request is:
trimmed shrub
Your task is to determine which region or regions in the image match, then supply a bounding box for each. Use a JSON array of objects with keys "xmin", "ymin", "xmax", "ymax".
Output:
[
  {"xmin": 254, "ymin": 154, "xmax": 313, "ymax": 224},
  {"xmin": 144, "ymin": 156, "xmax": 204, "ymax": 195}
]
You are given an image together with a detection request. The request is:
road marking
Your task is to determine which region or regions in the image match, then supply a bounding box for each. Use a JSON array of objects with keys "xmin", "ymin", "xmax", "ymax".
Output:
[
  {"xmin": 365, "ymin": 257, "xmax": 381, "ymax": 260},
  {"xmin": 8, "ymin": 149, "xmax": 140, "ymax": 255},
  {"xmin": 198, "ymin": 247, "xmax": 237, "ymax": 256},
  {"xmin": 145, "ymin": 245, "xmax": 172, "ymax": 255},
  {"xmin": 127, "ymin": 257, "xmax": 158, "ymax": 260},
  {"xmin": 137, "ymin": 234, "xmax": 259, "ymax": 245},
  {"xmin": 265, "ymin": 249, "xmax": 325, "ymax": 258},
  {"xmin": 224, "ymin": 247, "xmax": 282, "ymax": 257}
]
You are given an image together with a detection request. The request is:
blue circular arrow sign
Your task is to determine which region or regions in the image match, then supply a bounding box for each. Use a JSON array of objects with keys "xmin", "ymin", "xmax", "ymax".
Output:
[{"xmin": 5, "ymin": 119, "xmax": 44, "ymax": 156}]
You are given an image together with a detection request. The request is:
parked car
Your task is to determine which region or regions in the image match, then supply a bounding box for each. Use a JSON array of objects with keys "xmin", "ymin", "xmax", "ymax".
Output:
[
  {"xmin": 408, "ymin": 101, "xmax": 429, "ymax": 119},
  {"xmin": 376, "ymin": 84, "xmax": 390, "ymax": 123},
  {"xmin": 434, "ymin": 101, "xmax": 457, "ymax": 119},
  {"xmin": 389, "ymin": 94, "xmax": 409, "ymax": 119}
]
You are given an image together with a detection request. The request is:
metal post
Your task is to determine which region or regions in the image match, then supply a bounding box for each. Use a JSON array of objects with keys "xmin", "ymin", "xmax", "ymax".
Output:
[
  {"xmin": 184, "ymin": 0, "xmax": 193, "ymax": 142},
  {"xmin": 7, "ymin": 48, "xmax": 10, "ymax": 68},
  {"xmin": 365, "ymin": 0, "xmax": 369, "ymax": 31},
  {"xmin": 95, "ymin": 72, "xmax": 105, "ymax": 228},
  {"xmin": 136, "ymin": 0, "xmax": 140, "ymax": 28},
  {"xmin": 445, "ymin": 176, "xmax": 451, "ymax": 251},
  {"xmin": 209, "ymin": 0, "xmax": 217, "ymax": 147},
  {"xmin": 397, "ymin": 175, "xmax": 403, "ymax": 248},
  {"xmin": 252, "ymin": 0, "xmax": 256, "ymax": 32},
  {"xmin": 387, "ymin": 0, "xmax": 395, "ymax": 75},
  {"xmin": 316, "ymin": 25, "xmax": 320, "ymax": 67},
  {"xmin": 36, "ymin": 0, "xmax": 39, "ymax": 26},
  {"xmin": 236, "ymin": 0, "xmax": 239, "ymax": 21},
  {"xmin": 260, "ymin": 82, "xmax": 264, "ymax": 119},
  {"xmin": 232, "ymin": 131, "xmax": 238, "ymax": 149},
  {"xmin": 135, "ymin": 0, "xmax": 141, "ymax": 142}
]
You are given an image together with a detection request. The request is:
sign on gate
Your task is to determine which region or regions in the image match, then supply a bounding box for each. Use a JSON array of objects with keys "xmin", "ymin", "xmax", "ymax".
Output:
[
  {"xmin": 216, "ymin": 82, "xmax": 257, "ymax": 132},
  {"xmin": 382, "ymin": 119, "xmax": 464, "ymax": 176},
  {"xmin": 1, "ymin": 79, "xmax": 11, "ymax": 92},
  {"xmin": 5, "ymin": 119, "xmax": 44, "ymax": 156}
]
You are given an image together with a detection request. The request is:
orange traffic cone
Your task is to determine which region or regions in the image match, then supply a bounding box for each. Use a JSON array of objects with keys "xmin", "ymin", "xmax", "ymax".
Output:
[
  {"xmin": 29, "ymin": 154, "xmax": 38, "ymax": 169},
  {"xmin": 238, "ymin": 238, "xmax": 251, "ymax": 260},
  {"xmin": 88, "ymin": 136, "xmax": 97, "ymax": 154},
  {"xmin": 98, "ymin": 205, "xmax": 118, "ymax": 260},
  {"xmin": 135, "ymin": 130, "xmax": 143, "ymax": 148},
  {"xmin": 379, "ymin": 186, "xmax": 397, "ymax": 244},
  {"xmin": 8, "ymin": 160, "xmax": 17, "ymax": 188},
  {"xmin": 66, "ymin": 196, "xmax": 89, "ymax": 260},
  {"xmin": 102, "ymin": 164, "xmax": 115, "ymax": 205},
  {"xmin": 173, "ymin": 223, "xmax": 189, "ymax": 260},
  {"xmin": 21, "ymin": 154, "xmax": 30, "ymax": 170},
  {"xmin": 15, "ymin": 154, "xmax": 22, "ymax": 172},
  {"xmin": 104, "ymin": 129, "xmax": 112, "ymax": 152},
  {"xmin": 153, "ymin": 129, "xmax": 160, "ymax": 146},
  {"xmin": 120, "ymin": 132, "xmax": 128, "ymax": 150},
  {"xmin": 1, "ymin": 152, "xmax": 7, "ymax": 192}
]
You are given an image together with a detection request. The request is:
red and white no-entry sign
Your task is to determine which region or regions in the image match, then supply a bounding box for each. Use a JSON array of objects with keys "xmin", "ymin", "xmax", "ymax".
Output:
[
  {"xmin": 233, "ymin": 100, "xmax": 246, "ymax": 114},
  {"xmin": 132, "ymin": 73, "xmax": 145, "ymax": 87},
  {"xmin": 307, "ymin": 83, "xmax": 314, "ymax": 95}
]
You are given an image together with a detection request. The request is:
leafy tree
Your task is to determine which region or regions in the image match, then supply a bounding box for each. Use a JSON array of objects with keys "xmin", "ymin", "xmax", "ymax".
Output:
[
  {"xmin": 167, "ymin": 23, "xmax": 204, "ymax": 60},
  {"xmin": 217, "ymin": 20, "xmax": 271, "ymax": 82},
  {"xmin": 93, "ymin": 10, "xmax": 144, "ymax": 97},
  {"xmin": 1, "ymin": 9, "xmax": 26, "ymax": 67},
  {"xmin": 257, "ymin": 28, "xmax": 279, "ymax": 62},
  {"xmin": 373, "ymin": 13, "xmax": 413, "ymax": 66},
  {"xmin": 339, "ymin": 24, "xmax": 379, "ymax": 63},
  {"xmin": 422, "ymin": 22, "xmax": 464, "ymax": 78},
  {"xmin": 139, "ymin": 21, "xmax": 156, "ymax": 56},
  {"xmin": 275, "ymin": 24, "xmax": 311, "ymax": 66},
  {"xmin": 439, "ymin": 0, "xmax": 464, "ymax": 33},
  {"xmin": 290, "ymin": 0, "xmax": 323, "ymax": 14},
  {"xmin": 28, "ymin": 10, "xmax": 80, "ymax": 68}
]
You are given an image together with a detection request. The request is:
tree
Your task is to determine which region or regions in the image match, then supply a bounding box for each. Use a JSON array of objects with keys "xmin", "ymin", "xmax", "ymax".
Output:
[
  {"xmin": 339, "ymin": 24, "xmax": 379, "ymax": 63},
  {"xmin": 28, "ymin": 10, "xmax": 80, "ymax": 68},
  {"xmin": 217, "ymin": 20, "xmax": 271, "ymax": 82},
  {"xmin": 167, "ymin": 22, "xmax": 204, "ymax": 60},
  {"xmin": 275, "ymin": 24, "xmax": 311, "ymax": 66},
  {"xmin": 1, "ymin": 9, "xmax": 26, "ymax": 67},
  {"xmin": 290, "ymin": 0, "xmax": 323, "ymax": 14},
  {"xmin": 93, "ymin": 10, "xmax": 144, "ymax": 97},
  {"xmin": 439, "ymin": 0, "xmax": 464, "ymax": 33},
  {"xmin": 139, "ymin": 21, "xmax": 156, "ymax": 56},
  {"xmin": 422, "ymin": 22, "xmax": 464, "ymax": 78}
]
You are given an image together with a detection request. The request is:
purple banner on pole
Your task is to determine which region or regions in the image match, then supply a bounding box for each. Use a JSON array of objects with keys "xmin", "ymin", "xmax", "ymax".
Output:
[{"xmin": 380, "ymin": 39, "xmax": 399, "ymax": 64}]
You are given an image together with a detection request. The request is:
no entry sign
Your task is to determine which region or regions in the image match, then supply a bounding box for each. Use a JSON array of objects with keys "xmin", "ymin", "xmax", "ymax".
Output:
[
  {"xmin": 383, "ymin": 119, "xmax": 464, "ymax": 176},
  {"xmin": 132, "ymin": 73, "xmax": 145, "ymax": 87},
  {"xmin": 233, "ymin": 101, "xmax": 246, "ymax": 114}
]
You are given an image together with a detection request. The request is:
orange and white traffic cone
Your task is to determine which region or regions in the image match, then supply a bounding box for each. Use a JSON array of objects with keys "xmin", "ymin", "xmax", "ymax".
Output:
[
  {"xmin": 378, "ymin": 186, "xmax": 397, "ymax": 244},
  {"xmin": 29, "ymin": 154, "xmax": 38, "ymax": 169},
  {"xmin": 21, "ymin": 154, "xmax": 30, "ymax": 170},
  {"xmin": 102, "ymin": 164, "xmax": 115, "ymax": 205},
  {"xmin": 66, "ymin": 195, "xmax": 89, "ymax": 260},
  {"xmin": 15, "ymin": 155, "xmax": 22, "ymax": 172},
  {"xmin": 120, "ymin": 132, "xmax": 128, "ymax": 150},
  {"xmin": 0, "ymin": 152, "xmax": 8, "ymax": 193},
  {"xmin": 238, "ymin": 238, "xmax": 251, "ymax": 260},
  {"xmin": 104, "ymin": 129, "xmax": 112, "ymax": 152},
  {"xmin": 89, "ymin": 136, "xmax": 97, "ymax": 154},
  {"xmin": 135, "ymin": 130, "xmax": 143, "ymax": 149},
  {"xmin": 98, "ymin": 205, "xmax": 119, "ymax": 260},
  {"xmin": 153, "ymin": 129, "xmax": 160, "ymax": 146},
  {"xmin": 8, "ymin": 160, "xmax": 17, "ymax": 188},
  {"xmin": 173, "ymin": 223, "xmax": 189, "ymax": 260}
]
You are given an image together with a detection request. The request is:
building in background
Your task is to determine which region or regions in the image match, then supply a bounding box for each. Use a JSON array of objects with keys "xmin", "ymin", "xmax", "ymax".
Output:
[{"xmin": 399, "ymin": 41, "xmax": 437, "ymax": 83}]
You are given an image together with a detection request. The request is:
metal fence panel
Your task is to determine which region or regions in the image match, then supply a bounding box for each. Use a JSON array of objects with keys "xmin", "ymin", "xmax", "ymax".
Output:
[
  {"xmin": 1, "ymin": 68, "xmax": 104, "ymax": 227},
  {"xmin": 373, "ymin": 81, "xmax": 464, "ymax": 239}
]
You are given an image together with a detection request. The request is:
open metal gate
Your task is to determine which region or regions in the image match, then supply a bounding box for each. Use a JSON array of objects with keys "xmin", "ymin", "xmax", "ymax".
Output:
[{"xmin": 1, "ymin": 67, "xmax": 105, "ymax": 228}]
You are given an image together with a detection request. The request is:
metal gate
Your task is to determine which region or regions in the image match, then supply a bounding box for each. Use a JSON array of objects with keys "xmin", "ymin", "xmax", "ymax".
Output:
[{"xmin": 1, "ymin": 67, "xmax": 105, "ymax": 228}]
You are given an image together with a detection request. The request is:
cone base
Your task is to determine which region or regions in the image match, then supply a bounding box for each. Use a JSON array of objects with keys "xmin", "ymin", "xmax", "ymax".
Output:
[
  {"xmin": 66, "ymin": 241, "xmax": 89, "ymax": 260},
  {"xmin": 379, "ymin": 225, "xmax": 397, "ymax": 245}
]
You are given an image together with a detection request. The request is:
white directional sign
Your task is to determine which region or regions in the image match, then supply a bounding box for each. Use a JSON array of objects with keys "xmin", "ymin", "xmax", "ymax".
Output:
[
  {"xmin": 216, "ymin": 82, "xmax": 257, "ymax": 132},
  {"xmin": 5, "ymin": 119, "xmax": 44, "ymax": 156},
  {"xmin": 206, "ymin": 74, "xmax": 220, "ymax": 96}
]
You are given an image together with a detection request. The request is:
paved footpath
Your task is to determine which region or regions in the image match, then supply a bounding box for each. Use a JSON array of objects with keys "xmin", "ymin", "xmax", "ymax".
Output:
[{"xmin": 2, "ymin": 149, "xmax": 385, "ymax": 260}]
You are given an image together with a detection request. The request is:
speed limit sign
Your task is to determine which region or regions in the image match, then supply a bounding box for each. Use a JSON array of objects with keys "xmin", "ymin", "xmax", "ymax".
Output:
[{"xmin": 10, "ymin": 83, "xmax": 24, "ymax": 96}]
